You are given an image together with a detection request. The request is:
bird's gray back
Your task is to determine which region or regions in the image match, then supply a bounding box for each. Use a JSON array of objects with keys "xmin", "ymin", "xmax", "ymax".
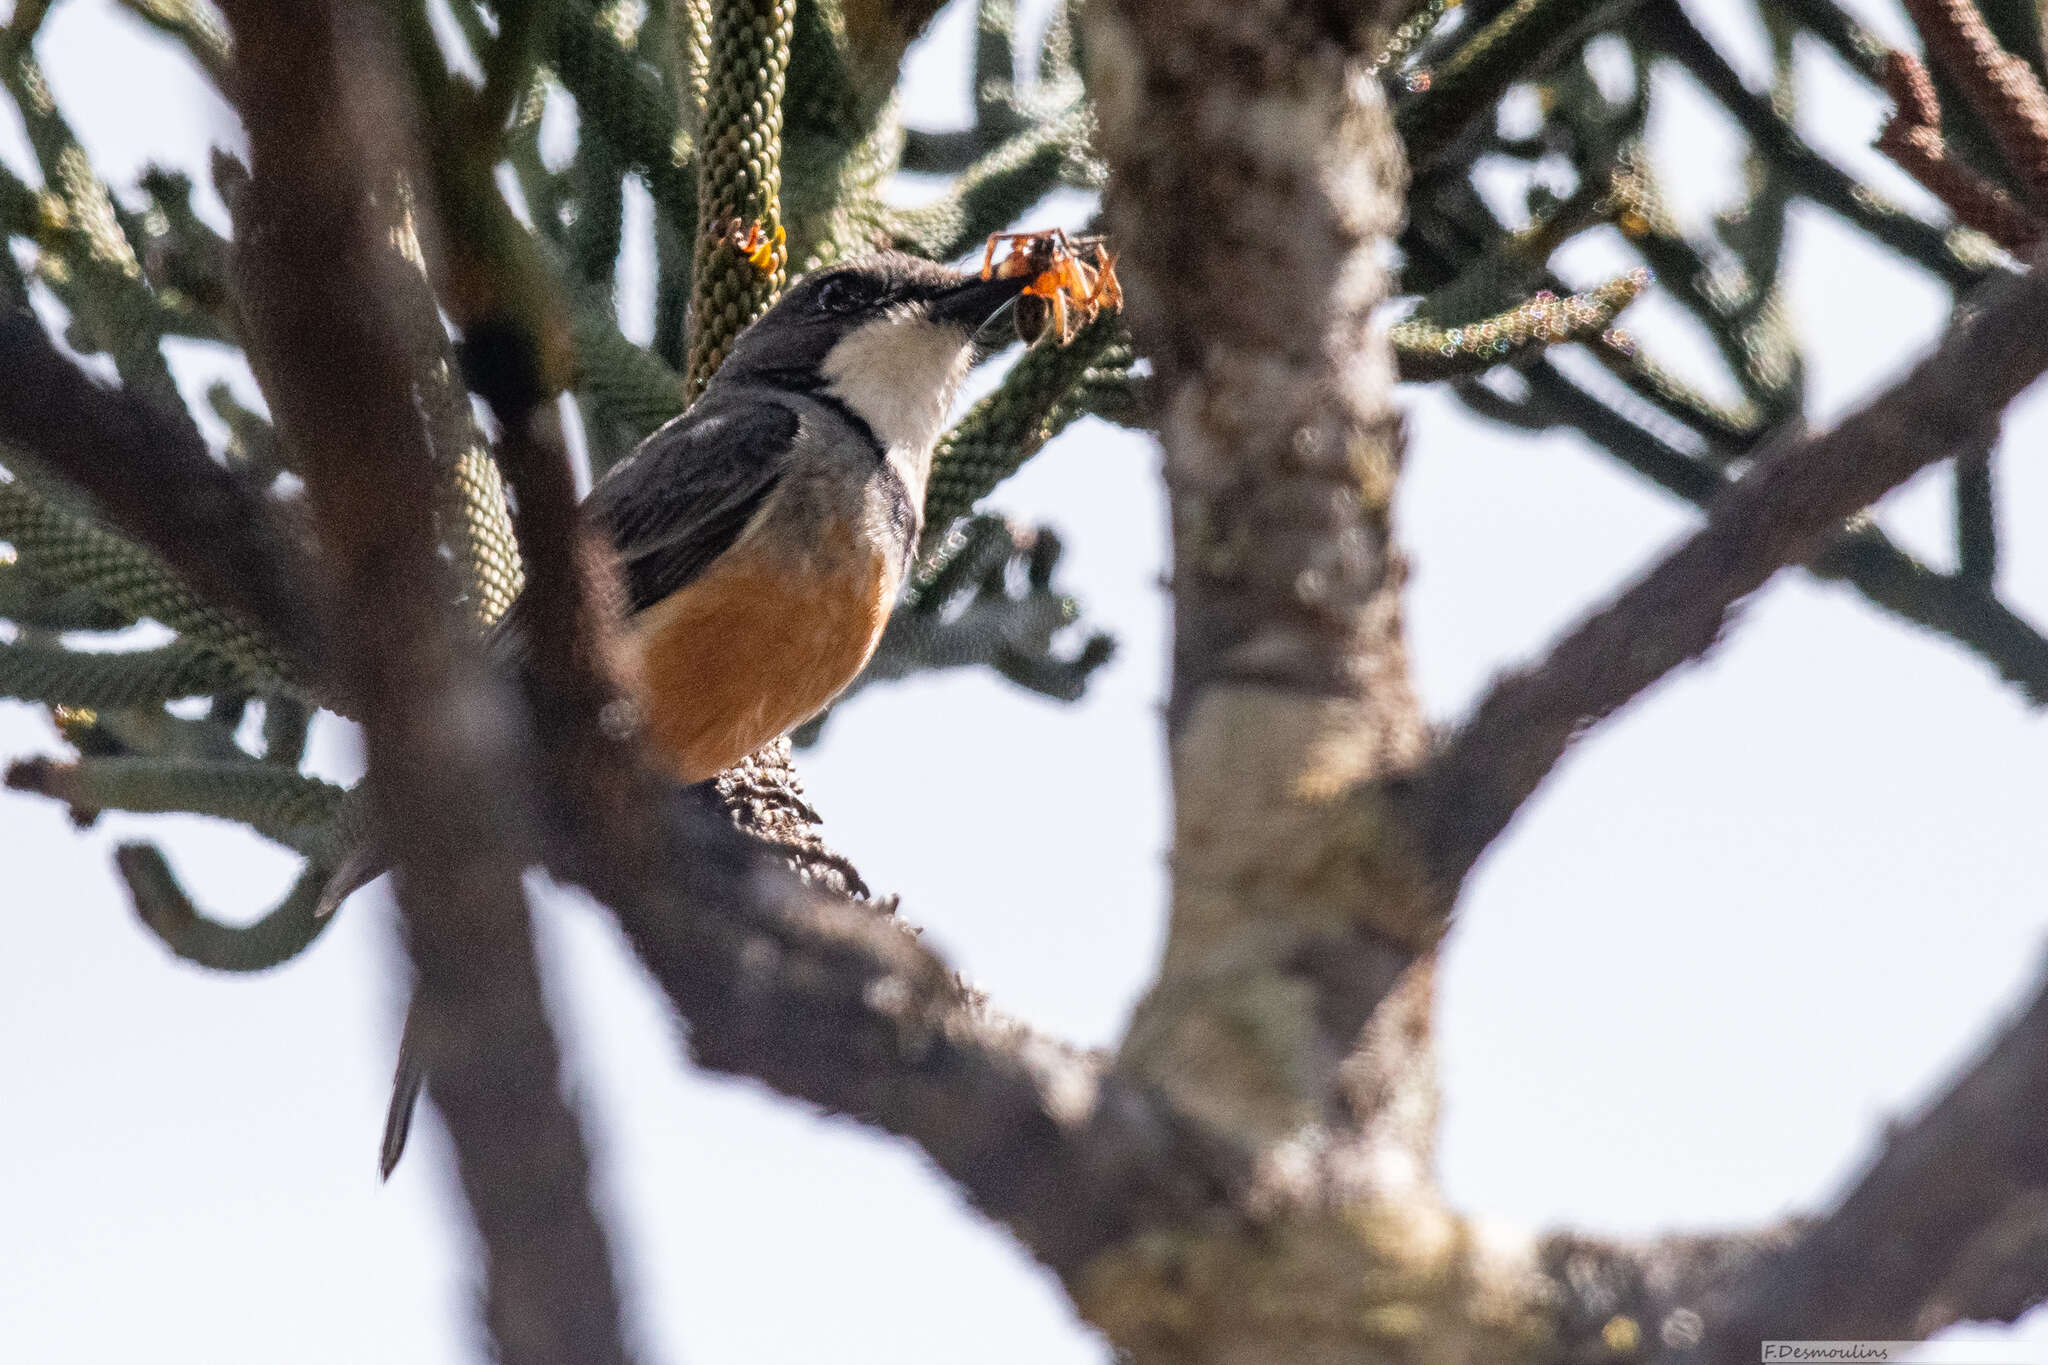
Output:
[{"xmin": 586, "ymin": 383, "xmax": 920, "ymax": 616}]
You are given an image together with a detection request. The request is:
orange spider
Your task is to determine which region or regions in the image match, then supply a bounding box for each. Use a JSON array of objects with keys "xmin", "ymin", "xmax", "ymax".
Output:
[
  {"xmin": 981, "ymin": 229, "xmax": 1121, "ymax": 346},
  {"xmin": 727, "ymin": 218, "xmax": 784, "ymax": 273}
]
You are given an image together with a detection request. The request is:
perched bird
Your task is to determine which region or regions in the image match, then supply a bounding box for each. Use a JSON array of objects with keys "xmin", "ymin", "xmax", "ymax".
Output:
[{"xmin": 378, "ymin": 251, "xmax": 1031, "ymax": 1176}]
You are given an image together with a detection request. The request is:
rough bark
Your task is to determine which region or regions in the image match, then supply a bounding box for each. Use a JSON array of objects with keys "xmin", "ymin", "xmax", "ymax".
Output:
[
  {"xmin": 13, "ymin": 2, "xmax": 2048, "ymax": 1361},
  {"xmin": 1088, "ymin": 0, "xmax": 1431, "ymax": 1142},
  {"xmin": 1071, "ymin": 6, "xmax": 1471, "ymax": 1361}
]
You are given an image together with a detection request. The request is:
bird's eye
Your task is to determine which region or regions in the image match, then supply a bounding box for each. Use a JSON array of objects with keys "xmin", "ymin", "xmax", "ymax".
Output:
[{"xmin": 814, "ymin": 276, "xmax": 872, "ymax": 313}]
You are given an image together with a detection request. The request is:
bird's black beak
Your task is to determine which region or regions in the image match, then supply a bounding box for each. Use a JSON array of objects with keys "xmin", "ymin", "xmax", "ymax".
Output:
[{"xmin": 929, "ymin": 271, "xmax": 1030, "ymax": 328}]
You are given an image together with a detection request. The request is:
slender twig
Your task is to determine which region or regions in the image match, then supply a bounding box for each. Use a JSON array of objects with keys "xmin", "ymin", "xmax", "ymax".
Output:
[
  {"xmin": 1900, "ymin": 0, "xmax": 2048, "ymax": 204},
  {"xmin": 1876, "ymin": 50, "xmax": 2043, "ymax": 250},
  {"xmin": 1646, "ymin": 0, "xmax": 1985, "ymax": 289},
  {"xmin": 474, "ymin": 0, "xmax": 546, "ymax": 144},
  {"xmin": 1773, "ymin": 0, "xmax": 1889, "ymax": 82}
]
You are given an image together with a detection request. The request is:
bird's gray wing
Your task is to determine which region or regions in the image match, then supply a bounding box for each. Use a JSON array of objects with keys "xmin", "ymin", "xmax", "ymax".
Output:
[{"xmin": 584, "ymin": 400, "xmax": 800, "ymax": 615}]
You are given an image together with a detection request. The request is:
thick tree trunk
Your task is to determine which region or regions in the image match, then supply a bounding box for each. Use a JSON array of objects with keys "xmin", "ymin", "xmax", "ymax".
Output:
[{"xmin": 1074, "ymin": 7, "xmax": 1490, "ymax": 1361}]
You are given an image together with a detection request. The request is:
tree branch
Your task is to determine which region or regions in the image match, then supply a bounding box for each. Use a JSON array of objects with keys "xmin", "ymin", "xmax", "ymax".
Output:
[
  {"xmin": 1410, "ymin": 256, "xmax": 2048, "ymax": 890},
  {"xmin": 1084, "ymin": 0, "xmax": 1435, "ymax": 1164},
  {"xmin": 1533, "ymin": 959, "xmax": 2048, "ymax": 1365},
  {"xmin": 1656, "ymin": 962, "xmax": 2048, "ymax": 1360},
  {"xmin": 1876, "ymin": 50, "xmax": 2044, "ymax": 252},
  {"xmin": 580, "ymin": 792, "xmax": 1251, "ymax": 1276},
  {"xmin": 1495, "ymin": 360, "xmax": 2048, "ymax": 706},
  {"xmin": 1645, "ymin": 0, "xmax": 1985, "ymax": 290},
  {"xmin": 113, "ymin": 843, "xmax": 337, "ymax": 973},
  {"xmin": 212, "ymin": 3, "xmax": 631, "ymax": 1362}
]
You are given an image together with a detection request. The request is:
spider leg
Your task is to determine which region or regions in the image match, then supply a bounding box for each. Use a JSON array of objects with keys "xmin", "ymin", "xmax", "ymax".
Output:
[
  {"xmin": 984, "ymin": 231, "xmax": 1037, "ymax": 277},
  {"xmin": 1086, "ymin": 248, "xmax": 1122, "ymax": 312}
]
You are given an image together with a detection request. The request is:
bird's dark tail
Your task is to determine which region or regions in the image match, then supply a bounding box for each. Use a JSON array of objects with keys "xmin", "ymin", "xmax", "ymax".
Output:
[{"xmin": 379, "ymin": 1005, "xmax": 427, "ymax": 1180}]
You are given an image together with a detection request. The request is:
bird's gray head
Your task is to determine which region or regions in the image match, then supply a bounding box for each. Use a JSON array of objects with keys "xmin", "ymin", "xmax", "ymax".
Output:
[{"xmin": 714, "ymin": 251, "xmax": 1029, "ymax": 456}]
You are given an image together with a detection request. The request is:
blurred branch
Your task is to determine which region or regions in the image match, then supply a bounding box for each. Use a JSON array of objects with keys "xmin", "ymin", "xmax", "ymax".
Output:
[
  {"xmin": 0, "ymin": 42, "xmax": 194, "ymax": 415},
  {"xmin": 1398, "ymin": 0, "xmax": 1642, "ymax": 171},
  {"xmin": 901, "ymin": 126, "xmax": 981, "ymax": 174},
  {"xmin": 260, "ymin": 694, "xmax": 311, "ymax": 767},
  {"xmin": 0, "ymin": 639, "xmax": 242, "ymax": 708},
  {"xmin": 575, "ymin": 778, "xmax": 1250, "ymax": 1276},
  {"xmin": 1900, "ymin": 0, "xmax": 2048, "ymax": 201},
  {"xmin": 1410, "ymin": 131, "xmax": 2048, "ymax": 710},
  {"xmin": 1955, "ymin": 440, "xmax": 1997, "ymax": 585},
  {"xmin": 1604, "ymin": 143, "xmax": 1802, "ymax": 430},
  {"xmin": 214, "ymin": 2, "xmax": 630, "ymax": 1361},
  {"xmin": 1645, "ymin": 0, "xmax": 1988, "ymax": 288},
  {"xmin": 1393, "ymin": 270, "xmax": 1648, "ymax": 381},
  {"xmin": 1390, "ymin": 923, "xmax": 2048, "ymax": 1363},
  {"xmin": 1371, "ymin": 0, "xmax": 1462, "ymax": 76},
  {"xmin": 1504, "ymin": 359, "xmax": 2048, "ymax": 703},
  {"xmin": 112, "ymin": 0, "xmax": 231, "ymax": 88},
  {"xmin": 886, "ymin": 117, "xmax": 1073, "ymax": 260},
  {"xmin": 113, "ymin": 843, "xmax": 338, "ymax": 973},
  {"xmin": 1406, "ymin": 177, "xmax": 1776, "ymax": 453},
  {"xmin": 1772, "ymin": 0, "xmax": 1889, "ymax": 82},
  {"xmin": 1877, "ymin": 50, "xmax": 2043, "ymax": 251},
  {"xmin": 0, "ymin": 559, "xmax": 135, "ymax": 632},
  {"xmin": 550, "ymin": 0, "xmax": 698, "ymax": 225},
  {"xmin": 5, "ymin": 754, "xmax": 342, "ymax": 855},
  {"xmin": 135, "ymin": 165, "xmax": 238, "ymax": 337},
  {"xmin": 568, "ymin": 287, "xmax": 692, "ymax": 458},
  {"xmin": 1809, "ymin": 524, "xmax": 2048, "ymax": 698},
  {"xmin": 474, "ymin": 0, "xmax": 547, "ymax": 144},
  {"xmin": 973, "ymin": 0, "xmax": 1021, "ymax": 135}
]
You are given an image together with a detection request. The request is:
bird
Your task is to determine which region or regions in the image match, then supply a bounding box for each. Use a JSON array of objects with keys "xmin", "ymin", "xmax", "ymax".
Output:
[{"xmin": 377, "ymin": 250, "xmax": 1032, "ymax": 1177}]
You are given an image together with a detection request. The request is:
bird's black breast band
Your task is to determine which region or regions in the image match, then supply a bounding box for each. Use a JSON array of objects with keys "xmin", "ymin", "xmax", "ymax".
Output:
[{"xmin": 753, "ymin": 367, "xmax": 885, "ymax": 464}]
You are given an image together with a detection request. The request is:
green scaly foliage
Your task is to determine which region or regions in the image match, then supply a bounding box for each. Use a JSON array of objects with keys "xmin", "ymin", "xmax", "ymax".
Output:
[{"xmin": 6, "ymin": 0, "xmax": 2048, "ymax": 974}]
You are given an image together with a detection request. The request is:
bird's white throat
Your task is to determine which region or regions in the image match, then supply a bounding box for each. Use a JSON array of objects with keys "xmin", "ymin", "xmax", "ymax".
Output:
[{"xmin": 820, "ymin": 309, "xmax": 973, "ymax": 470}]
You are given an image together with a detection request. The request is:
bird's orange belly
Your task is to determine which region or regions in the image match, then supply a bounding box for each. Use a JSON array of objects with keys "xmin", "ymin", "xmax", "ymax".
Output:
[{"xmin": 629, "ymin": 535, "xmax": 893, "ymax": 783}]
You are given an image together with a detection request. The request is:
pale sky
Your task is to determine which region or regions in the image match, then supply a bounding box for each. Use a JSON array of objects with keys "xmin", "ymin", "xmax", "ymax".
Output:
[{"xmin": 5, "ymin": 2, "xmax": 2048, "ymax": 1362}]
